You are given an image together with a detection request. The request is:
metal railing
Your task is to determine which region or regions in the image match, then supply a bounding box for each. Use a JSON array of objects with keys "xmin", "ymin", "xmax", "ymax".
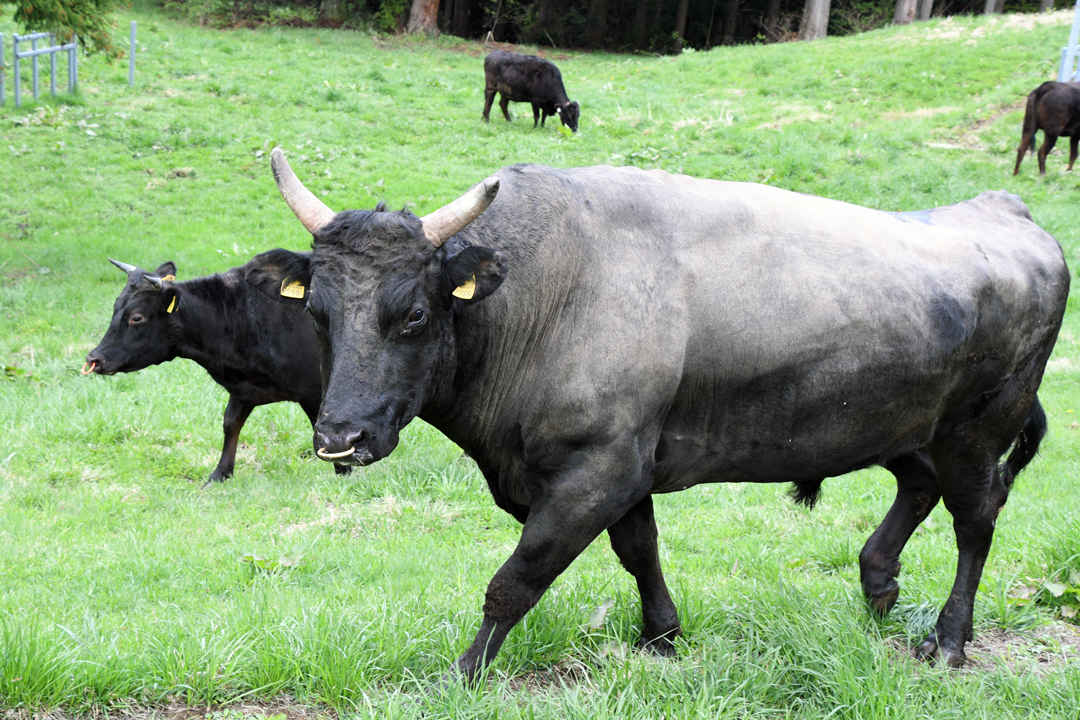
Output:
[
  {"xmin": 1, "ymin": 32, "xmax": 79, "ymax": 107},
  {"xmin": 1059, "ymin": 0, "xmax": 1080, "ymax": 81}
]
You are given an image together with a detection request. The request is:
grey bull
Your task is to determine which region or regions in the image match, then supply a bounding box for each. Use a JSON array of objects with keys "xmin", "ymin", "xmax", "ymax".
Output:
[{"xmin": 246, "ymin": 151, "xmax": 1069, "ymax": 683}]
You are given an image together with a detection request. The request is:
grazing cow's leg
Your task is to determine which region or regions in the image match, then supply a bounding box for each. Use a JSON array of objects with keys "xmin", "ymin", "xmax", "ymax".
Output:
[
  {"xmin": 859, "ymin": 451, "xmax": 941, "ymax": 614},
  {"xmin": 499, "ymin": 95, "xmax": 512, "ymax": 122},
  {"xmin": 482, "ymin": 87, "xmax": 496, "ymax": 122},
  {"xmin": 1037, "ymin": 133, "xmax": 1058, "ymax": 175},
  {"xmin": 917, "ymin": 444, "xmax": 1010, "ymax": 668},
  {"xmin": 607, "ymin": 495, "xmax": 682, "ymax": 655},
  {"xmin": 1013, "ymin": 132, "xmax": 1035, "ymax": 175},
  {"xmin": 206, "ymin": 395, "xmax": 254, "ymax": 487},
  {"xmin": 532, "ymin": 104, "xmax": 541, "ymax": 128},
  {"xmin": 451, "ymin": 447, "xmax": 647, "ymax": 684},
  {"xmin": 1069, "ymin": 134, "xmax": 1078, "ymax": 171}
]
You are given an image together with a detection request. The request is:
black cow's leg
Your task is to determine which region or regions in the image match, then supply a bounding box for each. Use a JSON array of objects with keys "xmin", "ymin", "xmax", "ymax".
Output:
[
  {"xmin": 1037, "ymin": 133, "xmax": 1058, "ymax": 175},
  {"xmin": 1069, "ymin": 134, "xmax": 1078, "ymax": 171},
  {"xmin": 1013, "ymin": 132, "xmax": 1034, "ymax": 175},
  {"xmin": 452, "ymin": 452, "xmax": 647, "ymax": 685},
  {"xmin": 917, "ymin": 449, "xmax": 1007, "ymax": 668},
  {"xmin": 205, "ymin": 395, "xmax": 253, "ymax": 487},
  {"xmin": 859, "ymin": 451, "xmax": 941, "ymax": 614},
  {"xmin": 482, "ymin": 88, "xmax": 496, "ymax": 122},
  {"xmin": 607, "ymin": 495, "xmax": 681, "ymax": 655},
  {"xmin": 500, "ymin": 95, "xmax": 512, "ymax": 122}
]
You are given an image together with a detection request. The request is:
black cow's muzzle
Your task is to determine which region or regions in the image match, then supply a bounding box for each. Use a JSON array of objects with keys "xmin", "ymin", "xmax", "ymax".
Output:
[{"xmin": 83, "ymin": 352, "xmax": 115, "ymax": 376}]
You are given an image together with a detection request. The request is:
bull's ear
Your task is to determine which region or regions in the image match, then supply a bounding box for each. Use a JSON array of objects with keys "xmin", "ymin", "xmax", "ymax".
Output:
[
  {"xmin": 162, "ymin": 286, "xmax": 180, "ymax": 314},
  {"xmin": 154, "ymin": 262, "xmax": 177, "ymax": 280},
  {"xmin": 244, "ymin": 249, "xmax": 312, "ymax": 303},
  {"xmin": 443, "ymin": 245, "xmax": 507, "ymax": 302}
]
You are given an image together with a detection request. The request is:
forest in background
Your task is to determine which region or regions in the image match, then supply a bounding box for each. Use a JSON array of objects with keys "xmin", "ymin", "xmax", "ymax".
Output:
[{"xmin": 164, "ymin": 0, "xmax": 1072, "ymax": 50}]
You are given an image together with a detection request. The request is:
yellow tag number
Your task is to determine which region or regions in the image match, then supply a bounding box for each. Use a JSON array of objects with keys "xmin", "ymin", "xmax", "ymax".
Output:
[
  {"xmin": 452, "ymin": 276, "xmax": 476, "ymax": 300},
  {"xmin": 280, "ymin": 279, "xmax": 306, "ymax": 299}
]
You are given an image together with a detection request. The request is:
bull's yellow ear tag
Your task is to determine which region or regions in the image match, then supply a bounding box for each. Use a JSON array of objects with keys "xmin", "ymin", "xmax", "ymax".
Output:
[
  {"xmin": 166, "ymin": 296, "xmax": 177, "ymax": 313},
  {"xmin": 162, "ymin": 275, "xmax": 176, "ymax": 282},
  {"xmin": 452, "ymin": 275, "xmax": 476, "ymax": 300},
  {"xmin": 280, "ymin": 279, "xmax": 306, "ymax": 299}
]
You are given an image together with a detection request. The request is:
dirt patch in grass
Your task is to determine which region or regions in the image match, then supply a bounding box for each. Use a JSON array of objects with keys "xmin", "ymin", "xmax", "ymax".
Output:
[
  {"xmin": 887, "ymin": 623, "xmax": 1080, "ymax": 674},
  {"xmin": 2, "ymin": 698, "xmax": 336, "ymax": 720}
]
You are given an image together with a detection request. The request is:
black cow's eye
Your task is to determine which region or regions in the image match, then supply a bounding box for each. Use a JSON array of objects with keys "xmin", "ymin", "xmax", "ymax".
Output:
[
  {"xmin": 410, "ymin": 309, "xmax": 425, "ymax": 324},
  {"xmin": 129, "ymin": 314, "xmax": 145, "ymax": 326}
]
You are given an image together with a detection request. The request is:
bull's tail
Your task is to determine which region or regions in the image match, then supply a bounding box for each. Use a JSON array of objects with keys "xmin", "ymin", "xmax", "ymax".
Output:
[{"xmin": 1000, "ymin": 396, "xmax": 1047, "ymax": 490}]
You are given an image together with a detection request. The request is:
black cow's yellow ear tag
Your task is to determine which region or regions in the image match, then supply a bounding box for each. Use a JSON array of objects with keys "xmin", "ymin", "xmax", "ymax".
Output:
[
  {"xmin": 162, "ymin": 275, "xmax": 176, "ymax": 282},
  {"xmin": 280, "ymin": 279, "xmax": 306, "ymax": 299},
  {"xmin": 166, "ymin": 296, "xmax": 177, "ymax": 313},
  {"xmin": 452, "ymin": 275, "xmax": 476, "ymax": 300}
]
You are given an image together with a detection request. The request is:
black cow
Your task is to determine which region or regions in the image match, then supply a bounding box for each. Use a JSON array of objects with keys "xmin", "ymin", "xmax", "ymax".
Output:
[
  {"xmin": 247, "ymin": 149, "xmax": 1067, "ymax": 683},
  {"xmin": 1013, "ymin": 81, "xmax": 1080, "ymax": 175},
  {"xmin": 482, "ymin": 49, "xmax": 580, "ymax": 132},
  {"xmin": 85, "ymin": 258, "xmax": 348, "ymax": 487}
]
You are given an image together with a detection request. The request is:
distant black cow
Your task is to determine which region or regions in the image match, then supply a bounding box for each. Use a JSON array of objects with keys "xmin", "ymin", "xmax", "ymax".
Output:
[
  {"xmin": 85, "ymin": 258, "xmax": 347, "ymax": 487},
  {"xmin": 1013, "ymin": 81, "xmax": 1080, "ymax": 175},
  {"xmin": 483, "ymin": 49, "xmax": 580, "ymax": 132}
]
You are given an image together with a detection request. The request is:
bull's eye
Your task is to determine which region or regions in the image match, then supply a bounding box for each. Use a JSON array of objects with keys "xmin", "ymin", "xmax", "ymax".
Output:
[
  {"xmin": 410, "ymin": 309, "xmax": 425, "ymax": 324},
  {"xmin": 128, "ymin": 314, "xmax": 146, "ymax": 326},
  {"xmin": 402, "ymin": 308, "xmax": 427, "ymax": 336}
]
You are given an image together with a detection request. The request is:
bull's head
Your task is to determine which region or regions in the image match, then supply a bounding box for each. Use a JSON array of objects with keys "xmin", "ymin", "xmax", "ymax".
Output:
[
  {"xmin": 84, "ymin": 260, "xmax": 181, "ymax": 375},
  {"xmin": 245, "ymin": 149, "xmax": 507, "ymax": 466},
  {"xmin": 556, "ymin": 102, "xmax": 580, "ymax": 132}
]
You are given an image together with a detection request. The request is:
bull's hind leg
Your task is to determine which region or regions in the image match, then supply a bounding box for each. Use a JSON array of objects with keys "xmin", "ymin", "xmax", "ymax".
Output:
[
  {"xmin": 859, "ymin": 451, "xmax": 941, "ymax": 614},
  {"xmin": 499, "ymin": 95, "xmax": 512, "ymax": 122},
  {"xmin": 918, "ymin": 447, "xmax": 1012, "ymax": 668},
  {"xmin": 1069, "ymin": 134, "xmax": 1078, "ymax": 171},
  {"xmin": 482, "ymin": 87, "xmax": 496, "ymax": 122},
  {"xmin": 1013, "ymin": 132, "xmax": 1035, "ymax": 175},
  {"xmin": 607, "ymin": 495, "xmax": 682, "ymax": 655}
]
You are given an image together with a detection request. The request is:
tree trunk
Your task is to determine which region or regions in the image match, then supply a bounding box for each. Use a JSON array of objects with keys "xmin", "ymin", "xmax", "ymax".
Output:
[
  {"xmin": 983, "ymin": 0, "xmax": 1004, "ymax": 14},
  {"xmin": 917, "ymin": 0, "xmax": 933, "ymax": 21},
  {"xmin": 893, "ymin": 0, "xmax": 916, "ymax": 24},
  {"xmin": 452, "ymin": 0, "xmax": 469, "ymax": 36},
  {"xmin": 632, "ymin": 0, "xmax": 650, "ymax": 49},
  {"xmin": 799, "ymin": 0, "xmax": 831, "ymax": 40},
  {"xmin": 319, "ymin": 0, "xmax": 347, "ymax": 24},
  {"xmin": 585, "ymin": 0, "xmax": 610, "ymax": 48},
  {"xmin": 538, "ymin": 0, "xmax": 557, "ymax": 31},
  {"xmin": 674, "ymin": 0, "xmax": 690, "ymax": 51},
  {"xmin": 407, "ymin": 0, "xmax": 440, "ymax": 34},
  {"xmin": 1040, "ymin": 0, "xmax": 1055, "ymax": 12},
  {"xmin": 764, "ymin": 0, "xmax": 782, "ymax": 41},
  {"xmin": 722, "ymin": 0, "xmax": 739, "ymax": 45}
]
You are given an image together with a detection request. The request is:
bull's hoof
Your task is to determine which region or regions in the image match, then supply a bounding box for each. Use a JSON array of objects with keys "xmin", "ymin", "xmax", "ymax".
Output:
[
  {"xmin": 866, "ymin": 586, "xmax": 900, "ymax": 616},
  {"xmin": 636, "ymin": 634, "xmax": 679, "ymax": 657},
  {"xmin": 915, "ymin": 634, "xmax": 967, "ymax": 668}
]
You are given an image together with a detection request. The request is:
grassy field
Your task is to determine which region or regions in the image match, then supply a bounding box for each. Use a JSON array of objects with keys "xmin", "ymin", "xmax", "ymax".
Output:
[{"xmin": 3, "ymin": 3, "xmax": 1080, "ymax": 717}]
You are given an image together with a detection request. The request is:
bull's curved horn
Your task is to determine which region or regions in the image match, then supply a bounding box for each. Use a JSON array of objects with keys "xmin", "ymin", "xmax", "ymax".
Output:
[
  {"xmin": 420, "ymin": 177, "xmax": 500, "ymax": 248},
  {"xmin": 270, "ymin": 147, "xmax": 337, "ymax": 235},
  {"xmin": 144, "ymin": 275, "xmax": 163, "ymax": 290},
  {"xmin": 109, "ymin": 258, "xmax": 138, "ymax": 275}
]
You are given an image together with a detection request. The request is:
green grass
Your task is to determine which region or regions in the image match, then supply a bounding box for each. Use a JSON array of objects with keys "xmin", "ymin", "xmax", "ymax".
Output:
[{"xmin": 3, "ymin": 4, "xmax": 1080, "ymax": 718}]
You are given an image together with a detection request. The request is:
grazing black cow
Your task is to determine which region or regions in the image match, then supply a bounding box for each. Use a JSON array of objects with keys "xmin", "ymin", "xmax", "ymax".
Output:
[
  {"xmin": 246, "ymin": 148, "xmax": 1067, "ymax": 683},
  {"xmin": 1013, "ymin": 81, "xmax": 1080, "ymax": 175},
  {"xmin": 482, "ymin": 49, "xmax": 580, "ymax": 132},
  {"xmin": 85, "ymin": 258, "xmax": 348, "ymax": 486}
]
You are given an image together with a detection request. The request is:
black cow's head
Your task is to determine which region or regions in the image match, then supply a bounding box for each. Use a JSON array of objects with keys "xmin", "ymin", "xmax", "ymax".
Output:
[
  {"xmin": 245, "ymin": 149, "xmax": 506, "ymax": 466},
  {"xmin": 557, "ymin": 101, "xmax": 580, "ymax": 132},
  {"xmin": 85, "ymin": 260, "xmax": 181, "ymax": 375}
]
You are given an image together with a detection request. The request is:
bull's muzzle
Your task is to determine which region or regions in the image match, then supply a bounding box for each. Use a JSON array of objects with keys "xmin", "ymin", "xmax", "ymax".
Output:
[{"xmin": 314, "ymin": 429, "xmax": 375, "ymax": 466}]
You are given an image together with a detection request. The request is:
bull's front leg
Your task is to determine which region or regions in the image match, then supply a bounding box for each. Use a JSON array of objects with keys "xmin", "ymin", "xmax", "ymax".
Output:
[
  {"xmin": 482, "ymin": 87, "xmax": 497, "ymax": 122},
  {"xmin": 451, "ymin": 445, "xmax": 650, "ymax": 684},
  {"xmin": 607, "ymin": 495, "xmax": 682, "ymax": 654},
  {"xmin": 205, "ymin": 395, "xmax": 254, "ymax": 488},
  {"xmin": 531, "ymin": 104, "xmax": 541, "ymax": 128}
]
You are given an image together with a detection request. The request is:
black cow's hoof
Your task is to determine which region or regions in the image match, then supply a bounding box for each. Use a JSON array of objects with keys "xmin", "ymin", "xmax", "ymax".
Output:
[
  {"xmin": 636, "ymin": 635, "xmax": 678, "ymax": 657},
  {"xmin": 201, "ymin": 476, "xmax": 226, "ymax": 490},
  {"xmin": 865, "ymin": 585, "xmax": 900, "ymax": 616},
  {"xmin": 915, "ymin": 634, "xmax": 967, "ymax": 668}
]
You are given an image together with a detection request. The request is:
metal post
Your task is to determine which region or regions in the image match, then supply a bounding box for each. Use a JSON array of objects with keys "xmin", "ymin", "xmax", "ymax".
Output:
[
  {"xmin": 30, "ymin": 35, "xmax": 38, "ymax": 102},
  {"xmin": 72, "ymin": 35, "xmax": 78, "ymax": 93},
  {"xmin": 1059, "ymin": 0, "xmax": 1080, "ymax": 81},
  {"xmin": 13, "ymin": 35, "xmax": 20, "ymax": 108},
  {"xmin": 50, "ymin": 36, "xmax": 57, "ymax": 97},
  {"xmin": 130, "ymin": 21, "xmax": 137, "ymax": 87},
  {"xmin": 1, "ymin": 34, "xmax": 5, "ymax": 107}
]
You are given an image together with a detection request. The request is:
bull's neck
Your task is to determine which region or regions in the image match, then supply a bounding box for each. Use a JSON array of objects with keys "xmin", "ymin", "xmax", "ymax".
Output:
[{"xmin": 168, "ymin": 273, "xmax": 247, "ymax": 374}]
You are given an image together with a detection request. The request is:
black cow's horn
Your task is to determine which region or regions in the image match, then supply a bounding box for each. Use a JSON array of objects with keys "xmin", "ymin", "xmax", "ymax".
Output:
[
  {"xmin": 270, "ymin": 147, "xmax": 337, "ymax": 235},
  {"xmin": 109, "ymin": 258, "xmax": 138, "ymax": 275},
  {"xmin": 420, "ymin": 177, "xmax": 500, "ymax": 248},
  {"xmin": 144, "ymin": 275, "xmax": 163, "ymax": 290}
]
